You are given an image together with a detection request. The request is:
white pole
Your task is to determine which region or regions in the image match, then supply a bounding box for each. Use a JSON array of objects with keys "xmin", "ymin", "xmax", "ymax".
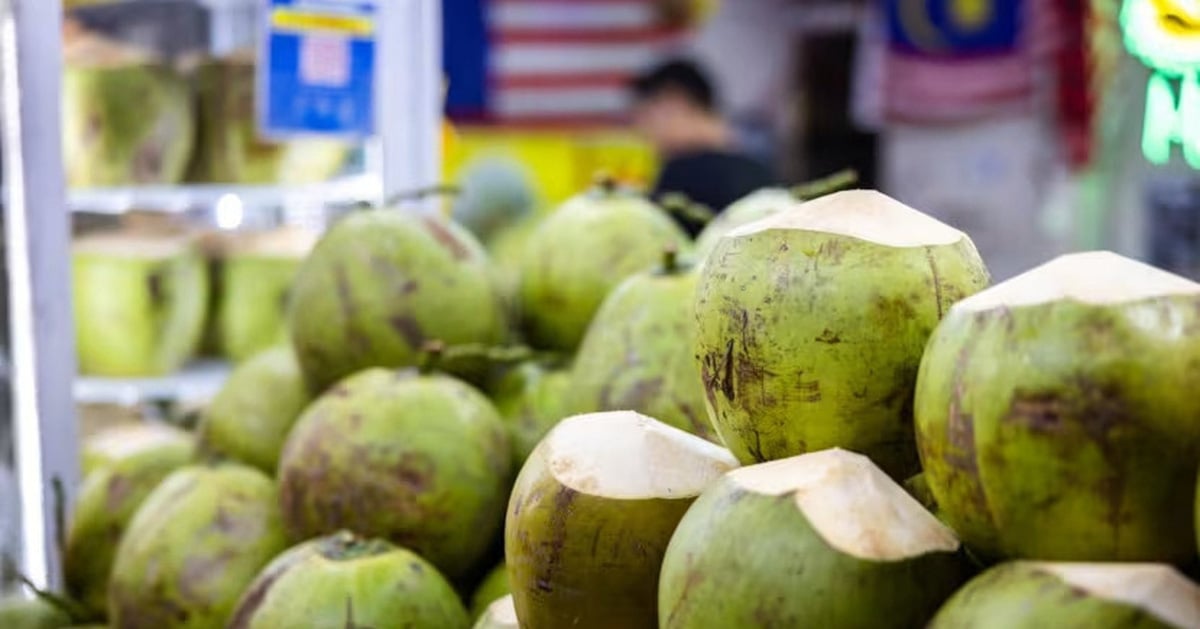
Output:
[
  {"xmin": 1, "ymin": 0, "xmax": 79, "ymax": 590},
  {"xmin": 377, "ymin": 0, "xmax": 443, "ymax": 213}
]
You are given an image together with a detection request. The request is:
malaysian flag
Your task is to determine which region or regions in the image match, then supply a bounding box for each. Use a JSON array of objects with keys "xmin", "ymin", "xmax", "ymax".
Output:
[
  {"xmin": 446, "ymin": 0, "xmax": 687, "ymax": 126},
  {"xmin": 881, "ymin": 0, "xmax": 1041, "ymax": 122}
]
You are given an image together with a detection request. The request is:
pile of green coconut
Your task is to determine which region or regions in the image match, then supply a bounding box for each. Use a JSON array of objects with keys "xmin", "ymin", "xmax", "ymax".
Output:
[{"xmin": 13, "ymin": 168, "xmax": 1200, "ymax": 628}]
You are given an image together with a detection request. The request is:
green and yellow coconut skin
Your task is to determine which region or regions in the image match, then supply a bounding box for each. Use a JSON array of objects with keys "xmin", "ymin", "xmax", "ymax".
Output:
[
  {"xmin": 518, "ymin": 182, "xmax": 690, "ymax": 351},
  {"xmin": 212, "ymin": 228, "xmax": 316, "ymax": 362},
  {"xmin": 277, "ymin": 368, "xmax": 511, "ymax": 581},
  {"xmin": 0, "ymin": 597, "xmax": 71, "ymax": 629},
  {"xmin": 189, "ymin": 54, "xmax": 347, "ymax": 185},
  {"xmin": 197, "ymin": 345, "xmax": 313, "ymax": 474},
  {"xmin": 73, "ymin": 232, "xmax": 209, "ymax": 377},
  {"xmin": 568, "ymin": 252, "xmax": 716, "ymax": 441},
  {"xmin": 287, "ymin": 211, "xmax": 506, "ymax": 392},
  {"xmin": 928, "ymin": 562, "xmax": 1200, "ymax": 629},
  {"xmin": 915, "ymin": 252, "xmax": 1200, "ymax": 563},
  {"xmin": 474, "ymin": 595, "xmax": 520, "ymax": 629},
  {"xmin": 694, "ymin": 190, "xmax": 989, "ymax": 476},
  {"xmin": 470, "ymin": 563, "xmax": 512, "ymax": 619},
  {"xmin": 227, "ymin": 532, "xmax": 469, "ymax": 628},
  {"xmin": 505, "ymin": 412, "xmax": 738, "ymax": 629},
  {"xmin": 65, "ymin": 423, "xmax": 194, "ymax": 616},
  {"xmin": 658, "ymin": 449, "xmax": 971, "ymax": 628},
  {"xmin": 62, "ymin": 33, "xmax": 193, "ymax": 187},
  {"xmin": 108, "ymin": 464, "xmax": 288, "ymax": 629},
  {"xmin": 490, "ymin": 361, "xmax": 571, "ymax": 469}
]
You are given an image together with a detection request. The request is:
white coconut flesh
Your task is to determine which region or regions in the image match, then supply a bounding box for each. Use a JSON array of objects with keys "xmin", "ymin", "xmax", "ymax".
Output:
[
  {"xmin": 73, "ymin": 233, "xmax": 195, "ymax": 260},
  {"xmin": 544, "ymin": 411, "xmax": 739, "ymax": 500},
  {"xmin": 85, "ymin": 424, "xmax": 189, "ymax": 460},
  {"xmin": 954, "ymin": 251, "xmax": 1200, "ymax": 312},
  {"xmin": 483, "ymin": 595, "xmax": 520, "ymax": 627},
  {"xmin": 728, "ymin": 189, "xmax": 965, "ymax": 248},
  {"xmin": 1033, "ymin": 563, "xmax": 1200, "ymax": 628},
  {"xmin": 728, "ymin": 448, "xmax": 960, "ymax": 561}
]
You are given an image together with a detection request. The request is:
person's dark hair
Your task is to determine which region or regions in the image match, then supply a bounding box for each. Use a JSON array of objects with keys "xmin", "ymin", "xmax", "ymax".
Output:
[{"xmin": 631, "ymin": 58, "xmax": 717, "ymax": 111}]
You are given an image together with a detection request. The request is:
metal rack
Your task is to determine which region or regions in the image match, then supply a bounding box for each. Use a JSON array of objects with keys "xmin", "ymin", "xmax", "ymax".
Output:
[{"xmin": 1, "ymin": 0, "xmax": 443, "ymax": 590}]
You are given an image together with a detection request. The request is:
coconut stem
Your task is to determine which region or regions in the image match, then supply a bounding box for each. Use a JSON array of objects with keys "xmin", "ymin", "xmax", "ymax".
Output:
[
  {"xmin": 791, "ymin": 168, "xmax": 858, "ymax": 201},
  {"xmin": 661, "ymin": 245, "xmax": 680, "ymax": 273},
  {"xmin": 385, "ymin": 183, "xmax": 462, "ymax": 208},
  {"xmin": 320, "ymin": 531, "xmax": 394, "ymax": 561},
  {"xmin": 418, "ymin": 340, "xmax": 446, "ymax": 375},
  {"xmin": 593, "ymin": 171, "xmax": 619, "ymax": 194},
  {"xmin": 659, "ymin": 193, "xmax": 716, "ymax": 226}
]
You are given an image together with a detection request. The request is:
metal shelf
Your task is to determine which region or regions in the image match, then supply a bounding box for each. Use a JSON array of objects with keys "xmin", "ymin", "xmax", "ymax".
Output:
[
  {"xmin": 69, "ymin": 173, "xmax": 381, "ymax": 214},
  {"xmin": 74, "ymin": 359, "xmax": 232, "ymax": 407}
]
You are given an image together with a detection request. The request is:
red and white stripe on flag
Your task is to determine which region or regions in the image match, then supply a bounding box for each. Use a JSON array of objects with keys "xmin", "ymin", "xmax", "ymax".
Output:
[{"xmin": 489, "ymin": 0, "xmax": 685, "ymax": 126}]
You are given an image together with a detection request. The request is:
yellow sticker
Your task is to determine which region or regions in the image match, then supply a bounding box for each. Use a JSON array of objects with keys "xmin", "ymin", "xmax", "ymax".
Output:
[{"xmin": 270, "ymin": 9, "xmax": 375, "ymax": 36}]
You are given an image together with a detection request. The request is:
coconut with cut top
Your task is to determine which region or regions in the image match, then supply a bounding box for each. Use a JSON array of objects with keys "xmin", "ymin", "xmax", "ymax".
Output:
[
  {"xmin": 658, "ymin": 448, "xmax": 971, "ymax": 628},
  {"xmin": 209, "ymin": 226, "xmax": 318, "ymax": 362},
  {"xmin": 73, "ymin": 231, "xmax": 209, "ymax": 376},
  {"xmin": 226, "ymin": 532, "xmax": 469, "ymax": 629},
  {"xmin": 916, "ymin": 251, "xmax": 1200, "ymax": 563},
  {"xmin": 694, "ymin": 189, "xmax": 990, "ymax": 476},
  {"xmin": 929, "ymin": 561, "xmax": 1200, "ymax": 628},
  {"xmin": 474, "ymin": 595, "xmax": 520, "ymax": 629},
  {"xmin": 505, "ymin": 411, "xmax": 739, "ymax": 629}
]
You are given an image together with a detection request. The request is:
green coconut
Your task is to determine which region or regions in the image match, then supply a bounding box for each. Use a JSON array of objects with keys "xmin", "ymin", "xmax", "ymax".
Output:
[
  {"xmin": 288, "ymin": 210, "xmax": 507, "ymax": 392},
  {"xmin": 65, "ymin": 423, "xmax": 194, "ymax": 616},
  {"xmin": 452, "ymin": 157, "xmax": 537, "ymax": 243},
  {"xmin": 73, "ymin": 231, "xmax": 209, "ymax": 377},
  {"xmin": 474, "ymin": 595, "xmax": 520, "ymax": 629},
  {"xmin": 196, "ymin": 345, "xmax": 313, "ymax": 474},
  {"xmin": 489, "ymin": 361, "xmax": 571, "ymax": 469},
  {"xmin": 567, "ymin": 249, "xmax": 717, "ymax": 441},
  {"xmin": 277, "ymin": 367, "xmax": 511, "ymax": 581},
  {"xmin": 62, "ymin": 31, "xmax": 193, "ymax": 187},
  {"xmin": 188, "ymin": 52, "xmax": 347, "ymax": 184},
  {"xmin": 108, "ymin": 464, "xmax": 289, "ymax": 629},
  {"xmin": 928, "ymin": 562, "xmax": 1200, "ymax": 628},
  {"xmin": 212, "ymin": 227, "xmax": 317, "ymax": 362},
  {"xmin": 693, "ymin": 188, "xmax": 792, "ymax": 257},
  {"xmin": 0, "ymin": 597, "xmax": 71, "ymax": 629},
  {"xmin": 915, "ymin": 251, "xmax": 1200, "ymax": 563},
  {"xmin": 486, "ymin": 215, "xmax": 541, "ymax": 331},
  {"xmin": 694, "ymin": 189, "xmax": 989, "ymax": 477},
  {"xmin": 659, "ymin": 448, "xmax": 971, "ymax": 628},
  {"xmin": 226, "ymin": 531, "xmax": 469, "ymax": 628},
  {"xmin": 470, "ymin": 564, "xmax": 511, "ymax": 619},
  {"xmin": 79, "ymin": 420, "xmax": 192, "ymax": 477},
  {"xmin": 506, "ymin": 411, "xmax": 738, "ymax": 629},
  {"xmin": 517, "ymin": 179, "xmax": 690, "ymax": 351}
]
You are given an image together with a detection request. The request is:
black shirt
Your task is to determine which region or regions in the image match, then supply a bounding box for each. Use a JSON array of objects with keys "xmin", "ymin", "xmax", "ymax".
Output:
[{"xmin": 651, "ymin": 150, "xmax": 776, "ymax": 236}]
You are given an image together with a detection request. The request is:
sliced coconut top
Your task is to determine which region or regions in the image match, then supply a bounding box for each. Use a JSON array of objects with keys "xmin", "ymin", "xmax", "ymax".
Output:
[
  {"xmin": 73, "ymin": 231, "xmax": 197, "ymax": 258},
  {"xmin": 954, "ymin": 251, "xmax": 1200, "ymax": 312},
  {"xmin": 1032, "ymin": 562, "xmax": 1200, "ymax": 629},
  {"xmin": 481, "ymin": 595, "xmax": 520, "ymax": 628},
  {"xmin": 217, "ymin": 226, "xmax": 320, "ymax": 258},
  {"xmin": 728, "ymin": 189, "xmax": 965, "ymax": 248},
  {"xmin": 83, "ymin": 422, "xmax": 192, "ymax": 462},
  {"xmin": 543, "ymin": 411, "xmax": 739, "ymax": 500},
  {"xmin": 729, "ymin": 448, "xmax": 960, "ymax": 561},
  {"xmin": 63, "ymin": 27, "xmax": 158, "ymax": 68}
]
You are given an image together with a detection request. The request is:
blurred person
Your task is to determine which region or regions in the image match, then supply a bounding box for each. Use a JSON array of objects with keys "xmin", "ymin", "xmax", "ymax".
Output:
[{"xmin": 631, "ymin": 58, "xmax": 776, "ymax": 235}]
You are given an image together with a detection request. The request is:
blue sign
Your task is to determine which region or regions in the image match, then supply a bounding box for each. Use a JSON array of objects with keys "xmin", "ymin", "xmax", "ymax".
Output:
[{"xmin": 259, "ymin": 0, "xmax": 378, "ymax": 139}]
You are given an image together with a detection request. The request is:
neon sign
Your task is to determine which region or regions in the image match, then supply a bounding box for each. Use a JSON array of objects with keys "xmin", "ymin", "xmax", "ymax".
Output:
[{"xmin": 1122, "ymin": 0, "xmax": 1200, "ymax": 167}]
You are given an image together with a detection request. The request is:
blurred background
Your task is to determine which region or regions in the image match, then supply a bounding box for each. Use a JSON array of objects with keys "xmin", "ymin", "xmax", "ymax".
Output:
[{"xmin": 0, "ymin": 0, "xmax": 1197, "ymax": 597}]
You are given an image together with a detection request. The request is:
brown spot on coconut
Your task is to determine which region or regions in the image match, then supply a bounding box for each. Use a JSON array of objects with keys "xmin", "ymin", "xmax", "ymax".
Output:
[
  {"xmin": 505, "ymin": 411, "xmax": 739, "ymax": 629},
  {"xmin": 915, "ymin": 251, "xmax": 1200, "ymax": 563},
  {"xmin": 693, "ymin": 189, "xmax": 990, "ymax": 476},
  {"xmin": 107, "ymin": 464, "xmax": 288, "ymax": 629},
  {"xmin": 474, "ymin": 595, "xmax": 520, "ymax": 629},
  {"xmin": 928, "ymin": 561, "xmax": 1200, "ymax": 628},
  {"xmin": 227, "ymin": 531, "xmax": 469, "ymax": 628},
  {"xmin": 658, "ymin": 448, "xmax": 972, "ymax": 628},
  {"xmin": 65, "ymin": 423, "xmax": 194, "ymax": 617},
  {"xmin": 276, "ymin": 367, "xmax": 511, "ymax": 582}
]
